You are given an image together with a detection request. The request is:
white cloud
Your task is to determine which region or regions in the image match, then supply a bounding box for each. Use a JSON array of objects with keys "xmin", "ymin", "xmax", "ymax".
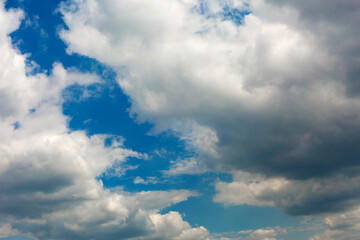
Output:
[
  {"xmin": 134, "ymin": 176, "xmax": 161, "ymax": 185},
  {"xmin": 163, "ymin": 157, "xmax": 209, "ymax": 176},
  {"xmin": 59, "ymin": 0, "xmax": 360, "ymax": 177},
  {"xmin": 209, "ymin": 226, "xmax": 288, "ymax": 240},
  {"xmin": 249, "ymin": 228, "xmax": 277, "ymax": 240},
  {"xmin": 309, "ymin": 230, "xmax": 345, "ymax": 240},
  {"xmin": 308, "ymin": 207, "xmax": 360, "ymax": 240},
  {"xmin": 59, "ymin": 0, "xmax": 360, "ymax": 238},
  {"xmin": 151, "ymin": 211, "xmax": 209, "ymax": 240},
  {"xmin": 0, "ymin": 224, "xmax": 21, "ymax": 238},
  {"xmin": 0, "ymin": 2, "xmax": 209, "ymax": 239},
  {"xmin": 213, "ymin": 171, "xmax": 282, "ymax": 207}
]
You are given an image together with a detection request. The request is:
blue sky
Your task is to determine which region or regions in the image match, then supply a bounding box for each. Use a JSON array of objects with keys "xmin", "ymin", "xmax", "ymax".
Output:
[{"xmin": 1, "ymin": 0, "xmax": 360, "ymax": 239}]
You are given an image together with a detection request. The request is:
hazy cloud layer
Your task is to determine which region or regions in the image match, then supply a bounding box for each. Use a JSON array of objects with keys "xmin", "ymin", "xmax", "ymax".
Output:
[
  {"xmin": 59, "ymin": 0, "xmax": 360, "ymax": 238},
  {"xmin": 0, "ymin": 2, "xmax": 209, "ymax": 239}
]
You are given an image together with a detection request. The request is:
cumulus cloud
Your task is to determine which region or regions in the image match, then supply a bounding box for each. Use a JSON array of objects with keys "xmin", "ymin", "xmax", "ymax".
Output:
[
  {"xmin": 308, "ymin": 207, "xmax": 360, "ymax": 240},
  {"xmin": 59, "ymin": 0, "xmax": 360, "ymax": 178},
  {"xmin": 214, "ymin": 170, "xmax": 360, "ymax": 215},
  {"xmin": 151, "ymin": 211, "xmax": 209, "ymax": 240},
  {"xmin": 59, "ymin": 0, "xmax": 360, "ymax": 238},
  {"xmin": 214, "ymin": 171, "xmax": 360, "ymax": 238},
  {"xmin": 0, "ymin": 1, "xmax": 209, "ymax": 239}
]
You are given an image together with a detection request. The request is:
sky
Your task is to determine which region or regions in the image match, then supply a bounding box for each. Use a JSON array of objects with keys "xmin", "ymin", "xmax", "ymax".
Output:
[{"xmin": 0, "ymin": 0, "xmax": 360, "ymax": 239}]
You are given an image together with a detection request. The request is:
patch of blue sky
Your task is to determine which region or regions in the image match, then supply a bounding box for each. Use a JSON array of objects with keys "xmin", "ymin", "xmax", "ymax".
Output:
[
  {"xmin": 5, "ymin": 0, "xmax": 207, "ymax": 196},
  {"xmin": 192, "ymin": 0, "xmax": 251, "ymax": 25},
  {"xmin": 221, "ymin": 5, "xmax": 251, "ymax": 25},
  {"xmin": 63, "ymin": 82, "xmax": 199, "ymax": 189},
  {"xmin": 190, "ymin": 0, "xmax": 207, "ymax": 15},
  {"xmin": 6, "ymin": 0, "xmax": 107, "ymax": 74},
  {"xmin": 12, "ymin": 121, "xmax": 20, "ymax": 130},
  {"xmin": 163, "ymin": 184, "xmax": 302, "ymax": 233}
]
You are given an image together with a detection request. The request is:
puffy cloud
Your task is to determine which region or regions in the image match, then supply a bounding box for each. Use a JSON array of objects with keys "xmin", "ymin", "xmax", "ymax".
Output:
[
  {"xmin": 0, "ymin": 224, "xmax": 22, "ymax": 238},
  {"xmin": 308, "ymin": 207, "xmax": 360, "ymax": 240},
  {"xmin": 9, "ymin": 190, "xmax": 200, "ymax": 240},
  {"xmin": 215, "ymin": 171, "xmax": 360, "ymax": 239},
  {"xmin": 59, "ymin": 0, "xmax": 360, "ymax": 178},
  {"xmin": 0, "ymin": 2, "xmax": 208, "ymax": 239},
  {"xmin": 214, "ymin": 171, "xmax": 360, "ymax": 215},
  {"xmin": 59, "ymin": 0, "xmax": 360, "ymax": 237},
  {"xmin": 151, "ymin": 211, "xmax": 209, "ymax": 240}
]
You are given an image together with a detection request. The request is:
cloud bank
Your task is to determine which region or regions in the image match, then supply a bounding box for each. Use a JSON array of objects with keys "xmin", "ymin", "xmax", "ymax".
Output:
[{"xmin": 59, "ymin": 0, "xmax": 360, "ymax": 238}]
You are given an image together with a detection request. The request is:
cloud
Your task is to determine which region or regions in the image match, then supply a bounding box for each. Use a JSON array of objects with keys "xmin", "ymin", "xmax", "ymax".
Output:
[
  {"xmin": 134, "ymin": 176, "xmax": 162, "ymax": 185},
  {"xmin": 308, "ymin": 207, "xmax": 360, "ymax": 240},
  {"xmin": 59, "ymin": 0, "xmax": 360, "ymax": 178},
  {"xmin": 151, "ymin": 211, "xmax": 209, "ymax": 240},
  {"xmin": 0, "ymin": 224, "xmax": 22, "ymax": 238},
  {"xmin": 248, "ymin": 228, "xmax": 277, "ymax": 240},
  {"xmin": 59, "ymin": 0, "xmax": 360, "ymax": 237},
  {"xmin": 209, "ymin": 226, "xmax": 288, "ymax": 240},
  {"xmin": 163, "ymin": 157, "xmax": 209, "ymax": 176},
  {"xmin": 214, "ymin": 170, "xmax": 360, "ymax": 215},
  {"xmin": 0, "ymin": 2, "xmax": 209, "ymax": 239},
  {"xmin": 214, "ymin": 171, "xmax": 360, "ymax": 239}
]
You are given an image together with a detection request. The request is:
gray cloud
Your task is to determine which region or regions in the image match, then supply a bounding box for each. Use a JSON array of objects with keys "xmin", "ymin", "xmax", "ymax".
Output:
[
  {"xmin": 265, "ymin": 0, "xmax": 360, "ymax": 97},
  {"xmin": 214, "ymin": 170, "xmax": 360, "ymax": 215},
  {"xmin": 59, "ymin": 0, "xmax": 360, "ymax": 178},
  {"xmin": 58, "ymin": 0, "xmax": 360, "ymax": 237}
]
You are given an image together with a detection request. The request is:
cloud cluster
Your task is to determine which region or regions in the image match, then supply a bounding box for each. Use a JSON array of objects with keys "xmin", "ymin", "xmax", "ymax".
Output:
[
  {"xmin": 59, "ymin": 0, "xmax": 360, "ymax": 237},
  {"xmin": 214, "ymin": 170, "xmax": 360, "ymax": 215},
  {"xmin": 0, "ymin": 1, "xmax": 209, "ymax": 239},
  {"xmin": 308, "ymin": 206, "xmax": 360, "ymax": 240},
  {"xmin": 59, "ymin": 0, "xmax": 360, "ymax": 177}
]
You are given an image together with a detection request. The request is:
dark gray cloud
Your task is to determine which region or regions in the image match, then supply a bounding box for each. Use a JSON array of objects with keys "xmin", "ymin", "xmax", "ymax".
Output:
[
  {"xmin": 59, "ymin": 0, "xmax": 360, "ymax": 220},
  {"xmin": 214, "ymin": 169, "xmax": 360, "ymax": 216},
  {"xmin": 211, "ymin": 109, "xmax": 360, "ymax": 179}
]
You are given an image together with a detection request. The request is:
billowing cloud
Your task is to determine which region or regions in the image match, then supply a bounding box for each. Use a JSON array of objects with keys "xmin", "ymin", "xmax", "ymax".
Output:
[
  {"xmin": 58, "ymin": 0, "xmax": 360, "ymax": 237},
  {"xmin": 59, "ymin": 0, "xmax": 359, "ymax": 176},
  {"xmin": 309, "ymin": 207, "xmax": 360, "ymax": 240},
  {"xmin": 0, "ymin": 1, "xmax": 209, "ymax": 239},
  {"xmin": 214, "ymin": 170, "xmax": 360, "ymax": 215},
  {"xmin": 59, "ymin": 0, "xmax": 360, "ymax": 215},
  {"xmin": 214, "ymin": 169, "xmax": 360, "ymax": 238}
]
